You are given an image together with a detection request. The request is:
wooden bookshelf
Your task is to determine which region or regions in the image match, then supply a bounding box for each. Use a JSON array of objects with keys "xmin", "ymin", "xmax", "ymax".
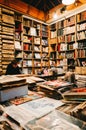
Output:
[
  {"xmin": 1, "ymin": 8, "xmax": 15, "ymax": 74},
  {"xmin": 49, "ymin": 11, "xmax": 86, "ymax": 73}
]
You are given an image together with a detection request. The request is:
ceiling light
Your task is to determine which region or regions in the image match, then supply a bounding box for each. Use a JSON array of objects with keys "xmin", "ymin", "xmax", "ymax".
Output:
[
  {"xmin": 53, "ymin": 12, "xmax": 58, "ymax": 19},
  {"xmin": 62, "ymin": 0, "xmax": 75, "ymax": 5}
]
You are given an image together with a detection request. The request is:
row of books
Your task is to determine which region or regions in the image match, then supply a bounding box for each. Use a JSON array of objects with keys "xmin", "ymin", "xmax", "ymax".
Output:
[
  {"xmin": 34, "ymin": 37, "xmax": 40, "ymax": 45},
  {"xmin": 50, "ymin": 31, "xmax": 57, "ymax": 38},
  {"xmin": 57, "ymin": 25, "xmax": 75, "ymax": 36},
  {"xmin": 23, "ymin": 51, "xmax": 48, "ymax": 59},
  {"xmin": 57, "ymin": 52, "xmax": 65, "ymax": 59},
  {"xmin": 41, "ymin": 31, "xmax": 48, "ymax": 37},
  {"xmin": 66, "ymin": 16, "xmax": 75, "ymax": 26},
  {"xmin": 57, "ymin": 58, "xmax": 67, "ymax": 66},
  {"xmin": 42, "ymin": 61, "xmax": 49, "ymax": 66},
  {"xmin": 35, "ymin": 23, "xmax": 41, "ymax": 30},
  {"xmin": 57, "ymin": 29, "xmax": 64, "ymax": 36},
  {"xmin": 67, "ymin": 44, "xmax": 73, "ymax": 50},
  {"xmin": 22, "ymin": 68, "xmax": 32, "ymax": 74},
  {"xmin": 77, "ymin": 49, "xmax": 86, "ymax": 58},
  {"xmin": 29, "ymin": 27, "xmax": 37, "ymax": 36},
  {"xmin": 2, "ymin": 14, "xmax": 14, "ymax": 25},
  {"xmin": 57, "ymin": 20, "xmax": 64, "ymax": 29},
  {"xmin": 58, "ymin": 43, "xmax": 75, "ymax": 52},
  {"xmin": 2, "ymin": 8, "xmax": 14, "ymax": 15},
  {"xmin": 2, "ymin": 50, "xmax": 14, "ymax": 54},
  {"xmin": 50, "ymin": 60, "xmax": 56, "ymax": 66},
  {"xmin": 23, "ymin": 52, "xmax": 32, "ymax": 59},
  {"xmin": 23, "ymin": 36, "xmax": 32, "ymax": 43},
  {"xmin": 50, "ymin": 24, "xmax": 56, "ymax": 31},
  {"xmin": 42, "ymin": 53, "xmax": 48, "ymax": 59},
  {"xmin": 34, "ymin": 46, "xmax": 41, "ymax": 52},
  {"xmin": 23, "ymin": 27, "xmax": 37, "ymax": 36},
  {"xmin": 34, "ymin": 68, "xmax": 41, "ymax": 75},
  {"xmin": 58, "ymin": 43, "xmax": 67, "ymax": 51},
  {"xmin": 15, "ymin": 41, "xmax": 22, "ymax": 50},
  {"xmin": 15, "ymin": 32, "xmax": 21, "ymax": 41},
  {"xmin": 58, "ymin": 42, "xmax": 86, "ymax": 52},
  {"xmin": 66, "ymin": 34, "xmax": 75, "ymax": 42},
  {"xmin": 66, "ymin": 52, "xmax": 74, "ymax": 59},
  {"xmin": 42, "ymin": 39, "xmax": 48, "ymax": 46},
  {"xmin": 50, "ymin": 52, "xmax": 56, "ymax": 59},
  {"xmin": 57, "ymin": 16, "xmax": 75, "ymax": 29},
  {"xmin": 57, "ymin": 36, "xmax": 65, "ymax": 43},
  {"xmin": 55, "ymin": 42, "xmax": 85, "ymax": 52},
  {"xmin": 64, "ymin": 26, "xmax": 75, "ymax": 35},
  {"xmin": 77, "ymin": 11, "xmax": 86, "ymax": 22},
  {"xmin": 42, "ymin": 25, "xmax": 48, "ymax": 32},
  {"xmin": 42, "ymin": 47, "xmax": 48, "ymax": 53},
  {"xmin": 23, "ymin": 19, "xmax": 31, "ymax": 27},
  {"xmin": 77, "ymin": 31, "xmax": 86, "ymax": 40},
  {"xmin": 2, "ymin": 26, "xmax": 14, "ymax": 33},
  {"xmin": 34, "ymin": 61, "xmax": 41, "ymax": 67},
  {"xmin": 2, "ymin": 34, "xmax": 14, "ymax": 39},
  {"xmin": 34, "ymin": 53, "xmax": 41, "ymax": 59},
  {"xmin": 23, "ymin": 43, "xmax": 32, "ymax": 51},
  {"xmin": 77, "ymin": 23, "xmax": 86, "ymax": 32},
  {"xmin": 15, "ymin": 13, "xmax": 22, "ymax": 22},
  {"xmin": 2, "ymin": 39, "xmax": 14, "ymax": 43},
  {"xmin": 3, "ymin": 43, "xmax": 14, "ymax": 50},
  {"xmin": 78, "ymin": 41, "xmax": 86, "ymax": 49},
  {"xmin": 77, "ymin": 75, "xmax": 86, "ymax": 87},
  {"xmin": 23, "ymin": 60, "xmax": 32, "ymax": 67}
]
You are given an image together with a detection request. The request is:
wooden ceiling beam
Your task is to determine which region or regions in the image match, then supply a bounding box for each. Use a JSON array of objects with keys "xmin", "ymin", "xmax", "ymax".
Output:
[
  {"xmin": 49, "ymin": 0, "xmax": 56, "ymax": 7},
  {"xmin": 43, "ymin": 0, "xmax": 46, "ymax": 12},
  {"xmin": 29, "ymin": 0, "xmax": 34, "ymax": 4},
  {"xmin": 46, "ymin": 4, "xmax": 51, "ymax": 11},
  {"xmin": 35, "ymin": 0, "xmax": 41, "ymax": 7},
  {"xmin": 58, "ymin": 0, "xmax": 61, "ymax": 3}
]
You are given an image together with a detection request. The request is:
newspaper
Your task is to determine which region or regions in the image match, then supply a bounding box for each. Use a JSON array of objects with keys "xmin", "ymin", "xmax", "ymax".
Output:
[{"xmin": 19, "ymin": 97, "xmax": 64, "ymax": 118}]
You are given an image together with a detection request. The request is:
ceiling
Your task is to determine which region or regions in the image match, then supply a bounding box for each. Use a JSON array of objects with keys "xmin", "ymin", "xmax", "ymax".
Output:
[{"xmin": 21, "ymin": 0, "xmax": 61, "ymax": 12}]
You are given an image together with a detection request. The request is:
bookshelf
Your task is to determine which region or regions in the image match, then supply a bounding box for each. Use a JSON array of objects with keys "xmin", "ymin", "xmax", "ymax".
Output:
[
  {"xmin": 76, "ymin": 11, "xmax": 86, "ymax": 69},
  {"xmin": 22, "ymin": 18, "xmax": 33, "ymax": 74},
  {"xmin": 41, "ymin": 24, "xmax": 49, "ymax": 69},
  {"xmin": 57, "ymin": 19, "xmax": 66, "ymax": 70},
  {"xmin": 14, "ymin": 12, "xmax": 23, "ymax": 69},
  {"xmin": 0, "ymin": 6, "xmax": 49, "ymax": 75},
  {"xmin": 0, "ymin": 7, "xmax": 2, "ymax": 73},
  {"xmin": 33, "ymin": 21, "xmax": 41, "ymax": 74},
  {"xmin": 22, "ymin": 17, "xmax": 49, "ymax": 75},
  {"xmin": 49, "ymin": 23, "xmax": 57, "ymax": 67},
  {"xmin": 65, "ymin": 15, "xmax": 76, "ymax": 70},
  {"xmin": 49, "ymin": 10, "xmax": 86, "ymax": 73},
  {"xmin": 1, "ymin": 8, "xmax": 15, "ymax": 74},
  {"xmin": 0, "ymin": 6, "xmax": 85, "ymax": 75}
]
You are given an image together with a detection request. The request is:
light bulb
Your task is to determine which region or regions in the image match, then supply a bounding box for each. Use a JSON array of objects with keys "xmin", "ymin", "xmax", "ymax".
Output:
[{"xmin": 62, "ymin": 0, "xmax": 75, "ymax": 5}]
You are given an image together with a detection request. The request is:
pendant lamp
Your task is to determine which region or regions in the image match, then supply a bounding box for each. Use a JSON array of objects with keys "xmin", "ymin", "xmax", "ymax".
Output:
[{"xmin": 62, "ymin": 0, "xmax": 75, "ymax": 5}]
